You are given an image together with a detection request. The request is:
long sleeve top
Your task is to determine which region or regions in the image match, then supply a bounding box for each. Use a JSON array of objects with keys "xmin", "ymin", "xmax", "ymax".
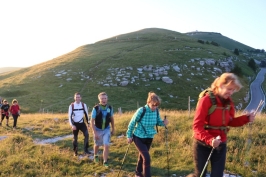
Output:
[
  {"xmin": 193, "ymin": 94, "xmax": 250, "ymax": 146},
  {"xmin": 68, "ymin": 102, "xmax": 89, "ymax": 126},
  {"xmin": 10, "ymin": 104, "xmax": 20, "ymax": 115},
  {"xmin": 126, "ymin": 105, "xmax": 165, "ymax": 139}
]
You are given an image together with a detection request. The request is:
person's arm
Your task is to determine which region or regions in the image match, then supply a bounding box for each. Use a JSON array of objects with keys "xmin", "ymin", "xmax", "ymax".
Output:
[
  {"xmin": 8, "ymin": 105, "xmax": 10, "ymax": 114},
  {"xmin": 126, "ymin": 108, "xmax": 142, "ymax": 138},
  {"xmin": 18, "ymin": 105, "xmax": 20, "ymax": 115},
  {"xmin": 90, "ymin": 108, "xmax": 97, "ymax": 133},
  {"xmin": 228, "ymin": 103, "xmax": 250, "ymax": 126},
  {"xmin": 193, "ymin": 96, "xmax": 214, "ymax": 146},
  {"xmin": 84, "ymin": 103, "xmax": 90, "ymax": 126},
  {"xmin": 90, "ymin": 108, "xmax": 99, "ymax": 139},
  {"xmin": 156, "ymin": 111, "xmax": 167, "ymax": 126},
  {"xmin": 68, "ymin": 105, "xmax": 74, "ymax": 127},
  {"xmin": 110, "ymin": 107, "xmax": 115, "ymax": 134}
]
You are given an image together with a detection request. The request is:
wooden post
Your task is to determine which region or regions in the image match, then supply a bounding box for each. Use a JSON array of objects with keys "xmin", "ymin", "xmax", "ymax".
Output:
[
  {"xmin": 188, "ymin": 96, "xmax": 191, "ymax": 118},
  {"xmin": 119, "ymin": 107, "xmax": 122, "ymax": 116}
]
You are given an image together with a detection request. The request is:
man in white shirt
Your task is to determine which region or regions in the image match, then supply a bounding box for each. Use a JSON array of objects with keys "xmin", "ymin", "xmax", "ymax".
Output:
[{"xmin": 68, "ymin": 92, "xmax": 90, "ymax": 156}]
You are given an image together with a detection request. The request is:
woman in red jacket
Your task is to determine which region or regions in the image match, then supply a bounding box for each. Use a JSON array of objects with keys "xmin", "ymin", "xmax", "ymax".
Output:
[
  {"xmin": 10, "ymin": 99, "xmax": 20, "ymax": 129},
  {"xmin": 190, "ymin": 73, "xmax": 255, "ymax": 177}
]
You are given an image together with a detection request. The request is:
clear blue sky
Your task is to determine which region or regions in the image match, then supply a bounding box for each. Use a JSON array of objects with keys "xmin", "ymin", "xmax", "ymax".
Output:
[{"xmin": 0, "ymin": 0, "xmax": 265, "ymax": 67}]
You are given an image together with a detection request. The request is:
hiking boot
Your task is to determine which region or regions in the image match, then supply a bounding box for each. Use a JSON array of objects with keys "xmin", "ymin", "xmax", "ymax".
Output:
[
  {"xmin": 135, "ymin": 171, "xmax": 143, "ymax": 177},
  {"xmin": 103, "ymin": 161, "xmax": 109, "ymax": 168},
  {"xmin": 74, "ymin": 147, "xmax": 78, "ymax": 156},
  {"xmin": 84, "ymin": 150, "xmax": 92, "ymax": 155},
  {"xmin": 94, "ymin": 155, "xmax": 99, "ymax": 163}
]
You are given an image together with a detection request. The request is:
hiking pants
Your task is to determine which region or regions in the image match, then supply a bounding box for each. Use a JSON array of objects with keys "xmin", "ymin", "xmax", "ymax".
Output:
[
  {"xmin": 193, "ymin": 140, "xmax": 226, "ymax": 177},
  {"xmin": 133, "ymin": 134, "xmax": 153, "ymax": 177},
  {"xmin": 72, "ymin": 122, "xmax": 89, "ymax": 152},
  {"xmin": 12, "ymin": 114, "xmax": 19, "ymax": 127}
]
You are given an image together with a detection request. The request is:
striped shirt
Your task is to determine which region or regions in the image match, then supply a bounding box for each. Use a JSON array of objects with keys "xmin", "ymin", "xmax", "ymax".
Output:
[{"xmin": 126, "ymin": 105, "xmax": 165, "ymax": 138}]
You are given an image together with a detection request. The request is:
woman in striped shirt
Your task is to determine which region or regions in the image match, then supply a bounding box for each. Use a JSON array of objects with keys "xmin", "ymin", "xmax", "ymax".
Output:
[{"xmin": 127, "ymin": 92, "xmax": 169, "ymax": 177}]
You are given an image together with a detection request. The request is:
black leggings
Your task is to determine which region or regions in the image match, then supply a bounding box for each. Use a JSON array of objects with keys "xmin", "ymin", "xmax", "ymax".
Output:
[
  {"xmin": 12, "ymin": 114, "xmax": 19, "ymax": 127},
  {"xmin": 72, "ymin": 122, "xmax": 89, "ymax": 152},
  {"xmin": 1, "ymin": 113, "xmax": 9, "ymax": 121},
  {"xmin": 193, "ymin": 140, "xmax": 226, "ymax": 177},
  {"xmin": 133, "ymin": 134, "xmax": 153, "ymax": 177}
]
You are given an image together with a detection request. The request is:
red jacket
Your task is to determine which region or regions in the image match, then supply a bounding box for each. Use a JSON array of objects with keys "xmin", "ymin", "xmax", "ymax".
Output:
[
  {"xmin": 193, "ymin": 94, "xmax": 249, "ymax": 146},
  {"xmin": 10, "ymin": 104, "xmax": 20, "ymax": 115}
]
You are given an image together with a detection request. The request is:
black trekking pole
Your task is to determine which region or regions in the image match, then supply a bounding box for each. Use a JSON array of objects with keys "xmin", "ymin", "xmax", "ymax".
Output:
[
  {"xmin": 200, "ymin": 136, "xmax": 221, "ymax": 177},
  {"xmin": 164, "ymin": 115, "xmax": 170, "ymax": 177},
  {"xmin": 117, "ymin": 143, "xmax": 131, "ymax": 177}
]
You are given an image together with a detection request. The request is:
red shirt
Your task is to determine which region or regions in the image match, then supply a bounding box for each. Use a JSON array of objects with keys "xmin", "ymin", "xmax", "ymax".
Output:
[
  {"xmin": 193, "ymin": 94, "xmax": 249, "ymax": 146},
  {"xmin": 10, "ymin": 104, "xmax": 20, "ymax": 115}
]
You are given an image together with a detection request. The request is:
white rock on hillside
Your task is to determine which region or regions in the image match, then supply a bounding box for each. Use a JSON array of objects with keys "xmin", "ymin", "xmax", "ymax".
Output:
[{"xmin": 162, "ymin": 77, "xmax": 173, "ymax": 84}]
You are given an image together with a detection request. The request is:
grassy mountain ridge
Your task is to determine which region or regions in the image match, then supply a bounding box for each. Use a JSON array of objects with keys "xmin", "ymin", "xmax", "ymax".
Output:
[
  {"xmin": 185, "ymin": 31, "xmax": 254, "ymax": 51},
  {"xmin": 0, "ymin": 67, "xmax": 23, "ymax": 74},
  {"xmin": 0, "ymin": 28, "xmax": 257, "ymax": 113}
]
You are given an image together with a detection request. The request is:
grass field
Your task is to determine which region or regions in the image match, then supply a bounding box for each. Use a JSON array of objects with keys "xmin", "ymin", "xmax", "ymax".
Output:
[{"xmin": 0, "ymin": 110, "xmax": 266, "ymax": 177}]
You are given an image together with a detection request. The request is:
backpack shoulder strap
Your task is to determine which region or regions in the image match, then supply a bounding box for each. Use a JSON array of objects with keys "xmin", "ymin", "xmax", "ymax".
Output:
[
  {"xmin": 207, "ymin": 91, "xmax": 217, "ymax": 115},
  {"xmin": 71, "ymin": 102, "xmax": 74, "ymax": 110},
  {"xmin": 94, "ymin": 104, "xmax": 100, "ymax": 115},
  {"xmin": 138, "ymin": 106, "xmax": 146, "ymax": 122},
  {"xmin": 71, "ymin": 102, "xmax": 74, "ymax": 114},
  {"xmin": 156, "ymin": 108, "xmax": 159, "ymax": 133}
]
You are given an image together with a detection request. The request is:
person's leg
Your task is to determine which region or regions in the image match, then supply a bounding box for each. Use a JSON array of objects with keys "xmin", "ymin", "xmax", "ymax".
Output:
[
  {"xmin": 13, "ymin": 115, "xmax": 18, "ymax": 128},
  {"xmin": 193, "ymin": 140, "xmax": 212, "ymax": 177},
  {"xmin": 80, "ymin": 123, "xmax": 89, "ymax": 153},
  {"xmin": 6, "ymin": 116, "xmax": 9, "ymax": 126},
  {"xmin": 102, "ymin": 128, "xmax": 111, "ymax": 163},
  {"xmin": 72, "ymin": 124, "xmax": 79, "ymax": 155},
  {"xmin": 210, "ymin": 144, "xmax": 226, "ymax": 177},
  {"xmin": 94, "ymin": 145, "xmax": 100, "ymax": 155},
  {"xmin": 133, "ymin": 135, "xmax": 152, "ymax": 177},
  {"xmin": 133, "ymin": 135, "xmax": 144, "ymax": 176},
  {"xmin": 94, "ymin": 129, "xmax": 103, "ymax": 162}
]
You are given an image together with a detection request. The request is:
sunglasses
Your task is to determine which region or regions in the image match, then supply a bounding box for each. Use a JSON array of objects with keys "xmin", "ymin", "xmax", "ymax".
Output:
[{"xmin": 151, "ymin": 104, "xmax": 159, "ymax": 107}]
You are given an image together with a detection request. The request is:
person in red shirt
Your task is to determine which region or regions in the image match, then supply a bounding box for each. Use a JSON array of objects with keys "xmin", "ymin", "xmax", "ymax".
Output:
[
  {"xmin": 10, "ymin": 99, "xmax": 20, "ymax": 129},
  {"xmin": 189, "ymin": 73, "xmax": 255, "ymax": 177}
]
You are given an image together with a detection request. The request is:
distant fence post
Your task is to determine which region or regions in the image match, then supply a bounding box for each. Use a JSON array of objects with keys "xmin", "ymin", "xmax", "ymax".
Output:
[
  {"xmin": 188, "ymin": 96, "xmax": 191, "ymax": 118},
  {"xmin": 118, "ymin": 107, "xmax": 122, "ymax": 116}
]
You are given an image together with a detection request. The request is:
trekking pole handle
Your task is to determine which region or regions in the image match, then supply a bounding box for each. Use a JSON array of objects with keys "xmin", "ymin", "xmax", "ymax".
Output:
[{"xmin": 216, "ymin": 136, "xmax": 221, "ymax": 140}]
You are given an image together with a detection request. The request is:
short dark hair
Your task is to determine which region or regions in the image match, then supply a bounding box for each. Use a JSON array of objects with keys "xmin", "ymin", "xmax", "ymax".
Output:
[{"xmin": 74, "ymin": 92, "xmax": 81, "ymax": 97}]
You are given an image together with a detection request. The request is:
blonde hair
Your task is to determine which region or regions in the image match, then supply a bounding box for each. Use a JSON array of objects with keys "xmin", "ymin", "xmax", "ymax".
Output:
[
  {"xmin": 211, "ymin": 73, "xmax": 243, "ymax": 94},
  {"xmin": 98, "ymin": 92, "xmax": 108, "ymax": 99},
  {"xmin": 146, "ymin": 91, "xmax": 161, "ymax": 105},
  {"xmin": 12, "ymin": 99, "xmax": 18, "ymax": 104}
]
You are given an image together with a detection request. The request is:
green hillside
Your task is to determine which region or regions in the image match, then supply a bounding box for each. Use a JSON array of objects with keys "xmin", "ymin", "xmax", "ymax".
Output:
[
  {"xmin": 185, "ymin": 31, "xmax": 254, "ymax": 51},
  {"xmin": 0, "ymin": 28, "xmax": 259, "ymax": 113}
]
